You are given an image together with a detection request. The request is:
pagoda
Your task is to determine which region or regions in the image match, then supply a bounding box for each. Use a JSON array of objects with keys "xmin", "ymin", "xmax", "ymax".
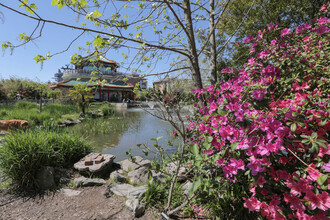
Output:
[{"xmin": 51, "ymin": 51, "xmax": 146, "ymax": 102}]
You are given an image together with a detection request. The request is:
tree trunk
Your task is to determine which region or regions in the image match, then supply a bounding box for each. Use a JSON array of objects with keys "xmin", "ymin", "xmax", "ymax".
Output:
[
  {"xmin": 39, "ymin": 93, "xmax": 42, "ymax": 113},
  {"xmin": 209, "ymin": 0, "xmax": 217, "ymax": 84},
  {"xmin": 183, "ymin": 0, "xmax": 203, "ymax": 89}
]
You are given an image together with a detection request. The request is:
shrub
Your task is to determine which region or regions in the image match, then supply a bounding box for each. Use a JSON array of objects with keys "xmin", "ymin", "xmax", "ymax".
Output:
[
  {"xmin": 185, "ymin": 5, "xmax": 329, "ymax": 219},
  {"xmin": 0, "ymin": 128, "xmax": 92, "ymax": 190}
]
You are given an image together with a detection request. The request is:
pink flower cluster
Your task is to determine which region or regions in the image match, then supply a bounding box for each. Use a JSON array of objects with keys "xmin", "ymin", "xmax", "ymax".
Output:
[{"xmin": 188, "ymin": 5, "xmax": 329, "ymax": 219}]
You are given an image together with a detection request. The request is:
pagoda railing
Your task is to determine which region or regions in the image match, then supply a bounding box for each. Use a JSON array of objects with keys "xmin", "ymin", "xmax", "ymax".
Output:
[{"xmin": 63, "ymin": 69, "xmax": 124, "ymax": 77}]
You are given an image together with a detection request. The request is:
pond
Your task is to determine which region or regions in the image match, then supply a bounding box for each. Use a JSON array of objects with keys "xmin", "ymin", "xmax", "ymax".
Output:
[{"xmin": 71, "ymin": 108, "xmax": 178, "ymax": 161}]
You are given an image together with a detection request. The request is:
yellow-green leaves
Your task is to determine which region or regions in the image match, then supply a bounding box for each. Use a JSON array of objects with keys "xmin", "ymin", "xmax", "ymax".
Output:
[
  {"xmin": 19, "ymin": 0, "xmax": 38, "ymax": 15},
  {"xmin": 51, "ymin": 0, "xmax": 65, "ymax": 9},
  {"xmin": 85, "ymin": 10, "xmax": 102, "ymax": 21}
]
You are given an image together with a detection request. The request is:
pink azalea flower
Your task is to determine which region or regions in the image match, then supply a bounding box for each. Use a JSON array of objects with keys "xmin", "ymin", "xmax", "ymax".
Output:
[
  {"xmin": 323, "ymin": 161, "xmax": 330, "ymax": 172},
  {"xmin": 244, "ymin": 35, "xmax": 254, "ymax": 43},
  {"xmin": 316, "ymin": 25, "xmax": 330, "ymax": 34},
  {"xmin": 320, "ymin": 3, "xmax": 328, "ymax": 11},
  {"xmin": 243, "ymin": 197, "xmax": 261, "ymax": 212},
  {"xmin": 281, "ymin": 28, "xmax": 291, "ymax": 37},
  {"xmin": 209, "ymin": 101, "xmax": 217, "ymax": 114}
]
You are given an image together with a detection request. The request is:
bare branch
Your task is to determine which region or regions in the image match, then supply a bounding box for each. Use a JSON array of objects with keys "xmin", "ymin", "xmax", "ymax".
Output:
[{"xmin": 0, "ymin": 3, "xmax": 189, "ymax": 57}]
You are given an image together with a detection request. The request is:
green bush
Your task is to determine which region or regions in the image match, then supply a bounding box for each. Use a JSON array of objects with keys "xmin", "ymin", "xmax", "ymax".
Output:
[
  {"xmin": 0, "ymin": 128, "xmax": 92, "ymax": 190},
  {"xmin": 100, "ymin": 105, "xmax": 115, "ymax": 116}
]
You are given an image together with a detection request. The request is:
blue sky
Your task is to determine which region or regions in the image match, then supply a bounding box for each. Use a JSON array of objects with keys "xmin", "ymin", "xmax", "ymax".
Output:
[{"xmin": 0, "ymin": 1, "xmax": 183, "ymax": 86}]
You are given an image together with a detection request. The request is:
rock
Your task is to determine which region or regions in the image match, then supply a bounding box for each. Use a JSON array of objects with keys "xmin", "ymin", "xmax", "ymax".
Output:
[
  {"xmin": 109, "ymin": 171, "xmax": 127, "ymax": 183},
  {"xmin": 150, "ymin": 171, "xmax": 167, "ymax": 184},
  {"xmin": 59, "ymin": 177, "xmax": 71, "ymax": 185},
  {"xmin": 128, "ymin": 167, "xmax": 149, "ymax": 185},
  {"xmin": 74, "ymin": 177, "xmax": 106, "ymax": 187},
  {"xmin": 61, "ymin": 188, "xmax": 82, "ymax": 197},
  {"xmin": 127, "ymin": 185, "xmax": 148, "ymax": 199},
  {"xmin": 125, "ymin": 198, "xmax": 145, "ymax": 217},
  {"xmin": 166, "ymin": 162, "xmax": 187, "ymax": 180},
  {"xmin": 120, "ymin": 156, "xmax": 144, "ymax": 172},
  {"xmin": 74, "ymin": 153, "xmax": 115, "ymax": 173},
  {"xmin": 109, "ymin": 183, "xmax": 135, "ymax": 197},
  {"xmin": 182, "ymin": 180, "xmax": 192, "ymax": 195},
  {"xmin": 35, "ymin": 166, "xmax": 55, "ymax": 190}
]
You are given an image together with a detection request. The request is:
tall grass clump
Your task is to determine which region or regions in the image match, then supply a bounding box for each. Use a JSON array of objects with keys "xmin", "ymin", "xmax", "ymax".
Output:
[
  {"xmin": 0, "ymin": 128, "xmax": 92, "ymax": 190},
  {"xmin": 15, "ymin": 100, "xmax": 38, "ymax": 109}
]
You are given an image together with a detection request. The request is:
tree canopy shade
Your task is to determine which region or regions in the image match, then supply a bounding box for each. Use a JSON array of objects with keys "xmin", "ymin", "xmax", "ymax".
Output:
[{"xmin": 0, "ymin": 0, "xmax": 237, "ymax": 88}]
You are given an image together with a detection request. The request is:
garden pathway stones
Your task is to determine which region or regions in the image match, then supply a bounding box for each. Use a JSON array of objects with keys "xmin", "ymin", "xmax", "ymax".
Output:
[
  {"xmin": 61, "ymin": 188, "xmax": 82, "ymax": 197},
  {"xmin": 74, "ymin": 153, "xmax": 115, "ymax": 173},
  {"xmin": 74, "ymin": 177, "xmax": 106, "ymax": 187},
  {"xmin": 109, "ymin": 183, "xmax": 135, "ymax": 197}
]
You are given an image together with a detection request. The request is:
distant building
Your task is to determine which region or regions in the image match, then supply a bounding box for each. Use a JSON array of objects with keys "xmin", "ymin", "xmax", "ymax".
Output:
[
  {"xmin": 153, "ymin": 77, "xmax": 193, "ymax": 94},
  {"xmin": 51, "ymin": 51, "xmax": 147, "ymax": 102}
]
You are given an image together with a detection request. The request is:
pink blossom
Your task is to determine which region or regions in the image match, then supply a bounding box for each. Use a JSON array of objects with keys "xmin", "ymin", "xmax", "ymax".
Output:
[
  {"xmin": 281, "ymin": 28, "xmax": 291, "ymax": 37},
  {"xmin": 323, "ymin": 161, "xmax": 330, "ymax": 172},
  {"xmin": 243, "ymin": 197, "xmax": 261, "ymax": 212},
  {"xmin": 248, "ymin": 158, "xmax": 265, "ymax": 176},
  {"xmin": 209, "ymin": 101, "xmax": 217, "ymax": 114},
  {"xmin": 320, "ymin": 3, "xmax": 328, "ymax": 11},
  {"xmin": 315, "ymin": 25, "xmax": 330, "ymax": 34},
  {"xmin": 244, "ymin": 35, "xmax": 254, "ymax": 43}
]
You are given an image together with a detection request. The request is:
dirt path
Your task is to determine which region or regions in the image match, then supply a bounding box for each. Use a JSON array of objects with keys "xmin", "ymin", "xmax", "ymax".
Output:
[{"xmin": 0, "ymin": 186, "xmax": 156, "ymax": 220}]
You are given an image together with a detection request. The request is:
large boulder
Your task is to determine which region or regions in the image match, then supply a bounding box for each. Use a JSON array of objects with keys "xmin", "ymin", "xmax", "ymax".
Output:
[
  {"xmin": 74, "ymin": 177, "xmax": 106, "ymax": 187},
  {"xmin": 120, "ymin": 156, "xmax": 151, "ymax": 172},
  {"xmin": 74, "ymin": 153, "xmax": 115, "ymax": 174},
  {"xmin": 127, "ymin": 167, "xmax": 149, "ymax": 185}
]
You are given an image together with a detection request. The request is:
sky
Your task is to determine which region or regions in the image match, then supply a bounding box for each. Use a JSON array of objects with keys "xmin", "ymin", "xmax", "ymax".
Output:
[{"xmin": 0, "ymin": 1, "xmax": 187, "ymax": 87}]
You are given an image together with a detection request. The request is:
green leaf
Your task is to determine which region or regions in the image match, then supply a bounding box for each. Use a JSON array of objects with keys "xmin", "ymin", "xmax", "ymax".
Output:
[
  {"xmin": 188, "ymin": 179, "xmax": 201, "ymax": 197},
  {"xmin": 192, "ymin": 144, "xmax": 199, "ymax": 156},
  {"xmin": 317, "ymin": 141, "xmax": 328, "ymax": 150},
  {"xmin": 290, "ymin": 123, "xmax": 297, "ymax": 132},
  {"xmin": 231, "ymin": 142, "xmax": 239, "ymax": 150},
  {"xmin": 93, "ymin": 10, "xmax": 102, "ymax": 17},
  {"xmin": 206, "ymin": 136, "xmax": 213, "ymax": 143},
  {"xmin": 311, "ymin": 132, "xmax": 317, "ymax": 139},
  {"xmin": 317, "ymin": 174, "xmax": 328, "ymax": 186},
  {"xmin": 320, "ymin": 119, "xmax": 327, "ymax": 126}
]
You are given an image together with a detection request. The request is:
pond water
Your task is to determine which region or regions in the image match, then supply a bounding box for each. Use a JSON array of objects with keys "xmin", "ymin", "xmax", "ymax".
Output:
[{"xmin": 72, "ymin": 108, "xmax": 177, "ymax": 161}]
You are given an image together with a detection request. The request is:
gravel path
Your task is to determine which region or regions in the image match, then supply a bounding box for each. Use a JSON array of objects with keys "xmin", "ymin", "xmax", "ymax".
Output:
[{"xmin": 0, "ymin": 186, "xmax": 156, "ymax": 220}]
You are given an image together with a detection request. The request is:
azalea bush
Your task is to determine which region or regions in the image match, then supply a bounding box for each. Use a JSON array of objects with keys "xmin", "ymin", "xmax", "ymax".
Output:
[{"xmin": 185, "ymin": 4, "xmax": 329, "ymax": 219}]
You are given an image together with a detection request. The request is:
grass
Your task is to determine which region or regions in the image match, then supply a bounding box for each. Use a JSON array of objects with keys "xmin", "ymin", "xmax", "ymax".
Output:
[
  {"xmin": 0, "ymin": 101, "xmax": 80, "ymax": 126},
  {"xmin": 0, "ymin": 127, "xmax": 92, "ymax": 190}
]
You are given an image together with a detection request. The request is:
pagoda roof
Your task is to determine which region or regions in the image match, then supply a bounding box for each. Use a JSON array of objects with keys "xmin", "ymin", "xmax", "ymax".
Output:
[
  {"xmin": 50, "ymin": 79, "xmax": 134, "ymax": 89},
  {"xmin": 81, "ymin": 50, "xmax": 119, "ymax": 67}
]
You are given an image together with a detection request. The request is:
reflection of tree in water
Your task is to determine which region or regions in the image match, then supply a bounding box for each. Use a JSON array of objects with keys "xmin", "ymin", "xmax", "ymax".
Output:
[{"xmin": 71, "ymin": 110, "xmax": 143, "ymax": 152}]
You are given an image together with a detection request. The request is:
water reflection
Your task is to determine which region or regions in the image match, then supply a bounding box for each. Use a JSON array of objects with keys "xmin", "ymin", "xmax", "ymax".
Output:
[{"xmin": 72, "ymin": 108, "xmax": 176, "ymax": 161}]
